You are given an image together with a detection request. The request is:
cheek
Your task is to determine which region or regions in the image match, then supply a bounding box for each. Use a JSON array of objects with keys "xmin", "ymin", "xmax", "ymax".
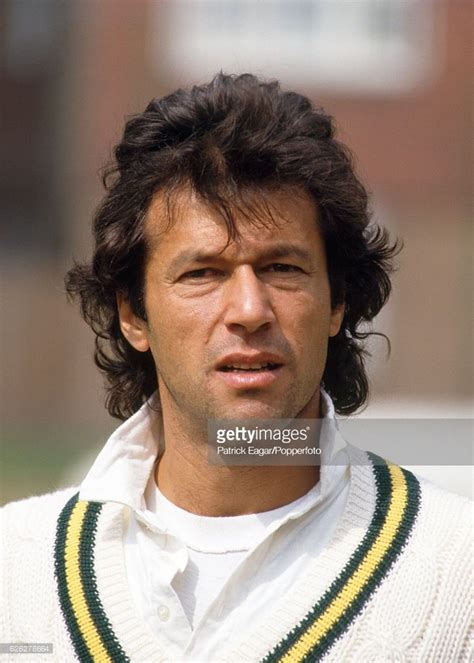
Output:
[
  {"xmin": 146, "ymin": 293, "xmax": 214, "ymax": 357},
  {"xmin": 283, "ymin": 293, "xmax": 332, "ymax": 342}
]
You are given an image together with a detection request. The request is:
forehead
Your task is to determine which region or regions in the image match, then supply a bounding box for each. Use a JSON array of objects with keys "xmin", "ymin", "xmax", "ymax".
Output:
[{"xmin": 144, "ymin": 185, "xmax": 322, "ymax": 259}]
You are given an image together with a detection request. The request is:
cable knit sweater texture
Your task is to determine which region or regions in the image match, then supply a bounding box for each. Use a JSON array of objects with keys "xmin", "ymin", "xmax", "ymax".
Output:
[{"xmin": 1, "ymin": 447, "xmax": 472, "ymax": 663}]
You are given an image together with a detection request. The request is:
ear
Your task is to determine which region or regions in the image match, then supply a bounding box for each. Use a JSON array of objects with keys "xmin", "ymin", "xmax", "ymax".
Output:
[
  {"xmin": 329, "ymin": 302, "xmax": 345, "ymax": 338},
  {"xmin": 116, "ymin": 292, "xmax": 150, "ymax": 352}
]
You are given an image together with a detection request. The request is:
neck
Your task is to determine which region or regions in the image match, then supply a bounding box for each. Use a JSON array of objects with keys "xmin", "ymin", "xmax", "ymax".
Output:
[{"xmin": 154, "ymin": 390, "xmax": 322, "ymax": 517}]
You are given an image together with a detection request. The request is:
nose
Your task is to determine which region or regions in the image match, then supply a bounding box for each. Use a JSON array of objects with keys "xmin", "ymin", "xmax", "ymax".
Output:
[{"xmin": 223, "ymin": 265, "xmax": 276, "ymax": 334}]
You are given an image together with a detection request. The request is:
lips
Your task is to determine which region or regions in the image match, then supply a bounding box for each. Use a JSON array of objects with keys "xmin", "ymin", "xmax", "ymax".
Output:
[
  {"xmin": 220, "ymin": 362, "xmax": 280, "ymax": 372},
  {"xmin": 215, "ymin": 353, "xmax": 285, "ymax": 372},
  {"xmin": 215, "ymin": 352, "xmax": 285, "ymax": 389}
]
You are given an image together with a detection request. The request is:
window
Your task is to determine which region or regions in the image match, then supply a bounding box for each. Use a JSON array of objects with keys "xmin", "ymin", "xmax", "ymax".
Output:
[{"xmin": 153, "ymin": 0, "xmax": 436, "ymax": 93}]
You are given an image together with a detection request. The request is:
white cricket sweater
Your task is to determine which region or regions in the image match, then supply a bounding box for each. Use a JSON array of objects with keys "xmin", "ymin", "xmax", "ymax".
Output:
[
  {"xmin": 76, "ymin": 387, "xmax": 351, "ymax": 659},
  {"xmin": 1, "ymin": 444, "xmax": 472, "ymax": 663}
]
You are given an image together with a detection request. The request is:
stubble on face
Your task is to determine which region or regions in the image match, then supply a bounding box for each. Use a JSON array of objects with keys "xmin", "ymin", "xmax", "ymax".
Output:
[{"xmin": 141, "ymin": 185, "xmax": 341, "ymax": 434}]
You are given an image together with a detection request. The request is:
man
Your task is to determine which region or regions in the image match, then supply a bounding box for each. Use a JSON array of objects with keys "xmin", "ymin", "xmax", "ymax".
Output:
[{"xmin": 1, "ymin": 73, "xmax": 471, "ymax": 662}]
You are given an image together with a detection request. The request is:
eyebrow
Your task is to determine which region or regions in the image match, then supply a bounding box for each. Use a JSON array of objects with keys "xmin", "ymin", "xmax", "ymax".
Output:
[{"xmin": 168, "ymin": 243, "xmax": 314, "ymax": 274}]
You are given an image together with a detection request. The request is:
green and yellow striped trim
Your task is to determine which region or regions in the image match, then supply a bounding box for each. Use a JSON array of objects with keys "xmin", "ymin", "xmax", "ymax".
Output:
[
  {"xmin": 54, "ymin": 494, "xmax": 130, "ymax": 663},
  {"xmin": 262, "ymin": 454, "xmax": 421, "ymax": 663},
  {"xmin": 54, "ymin": 455, "xmax": 420, "ymax": 663}
]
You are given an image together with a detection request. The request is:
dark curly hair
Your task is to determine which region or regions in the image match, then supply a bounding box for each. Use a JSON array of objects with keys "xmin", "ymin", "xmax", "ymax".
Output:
[{"xmin": 66, "ymin": 72, "xmax": 399, "ymax": 421}]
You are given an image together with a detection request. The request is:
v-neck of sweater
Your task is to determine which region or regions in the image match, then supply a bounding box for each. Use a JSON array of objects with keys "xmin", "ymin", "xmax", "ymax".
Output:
[{"xmin": 53, "ymin": 445, "xmax": 422, "ymax": 662}]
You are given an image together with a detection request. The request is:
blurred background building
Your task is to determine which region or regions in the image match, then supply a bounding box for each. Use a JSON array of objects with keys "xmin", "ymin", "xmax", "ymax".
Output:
[{"xmin": 1, "ymin": 0, "xmax": 472, "ymax": 503}]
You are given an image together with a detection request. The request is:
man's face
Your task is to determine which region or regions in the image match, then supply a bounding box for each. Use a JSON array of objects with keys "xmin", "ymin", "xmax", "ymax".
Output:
[{"xmin": 119, "ymin": 186, "xmax": 344, "ymax": 426}]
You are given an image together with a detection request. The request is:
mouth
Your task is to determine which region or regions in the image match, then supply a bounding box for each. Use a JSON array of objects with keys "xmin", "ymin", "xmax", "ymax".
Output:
[
  {"xmin": 215, "ymin": 356, "xmax": 284, "ymax": 389},
  {"xmin": 219, "ymin": 362, "xmax": 282, "ymax": 373}
]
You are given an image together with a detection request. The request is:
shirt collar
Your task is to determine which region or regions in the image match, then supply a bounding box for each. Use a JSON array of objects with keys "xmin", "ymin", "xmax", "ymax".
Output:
[
  {"xmin": 79, "ymin": 392, "xmax": 162, "ymax": 511},
  {"xmin": 79, "ymin": 388, "xmax": 348, "ymax": 517}
]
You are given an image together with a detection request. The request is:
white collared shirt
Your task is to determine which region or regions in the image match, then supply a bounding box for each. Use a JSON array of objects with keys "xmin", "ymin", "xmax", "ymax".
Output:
[{"xmin": 79, "ymin": 390, "xmax": 350, "ymax": 662}]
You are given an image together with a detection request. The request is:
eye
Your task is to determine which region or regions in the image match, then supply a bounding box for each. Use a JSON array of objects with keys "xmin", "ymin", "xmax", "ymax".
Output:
[
  {"xmin": 265, "ymin": 263, "xmax": 303, "ymax": 273},
  {"xmin": 180, "ymin": 268, "xmax": 219, "ymax": 280}
]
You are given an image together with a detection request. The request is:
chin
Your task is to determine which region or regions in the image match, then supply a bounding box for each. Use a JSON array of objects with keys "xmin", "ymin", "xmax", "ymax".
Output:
[{"xmin": 213, "ymin": 399, "xmax": 292, "ymax": 421}]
